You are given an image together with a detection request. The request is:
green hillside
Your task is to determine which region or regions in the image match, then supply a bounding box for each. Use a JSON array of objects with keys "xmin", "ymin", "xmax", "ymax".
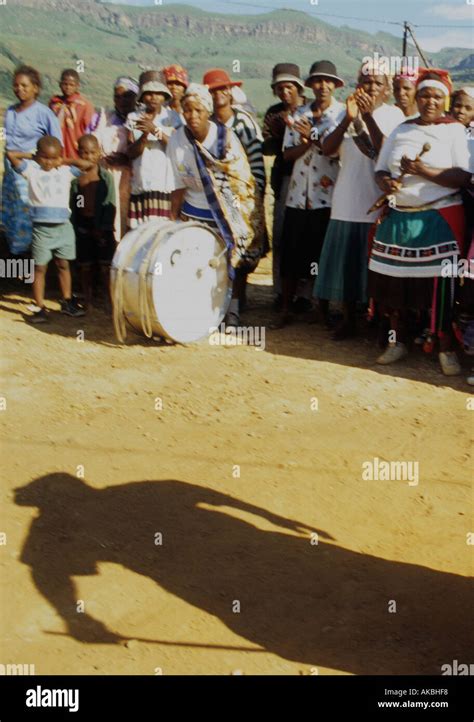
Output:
[{"xmin": 0, "ymin": 2, "xmax": 472, "ymax": 118}]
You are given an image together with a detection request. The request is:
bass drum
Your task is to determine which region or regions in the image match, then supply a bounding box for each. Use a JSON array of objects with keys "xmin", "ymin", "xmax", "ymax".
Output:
[{"xmin": 111, "ymin": 219, "xmax": 232, "ymax": 344}]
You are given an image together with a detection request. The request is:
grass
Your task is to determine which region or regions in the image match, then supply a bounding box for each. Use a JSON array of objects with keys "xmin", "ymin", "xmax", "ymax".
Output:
[{"xmin": 0, "ymin": 4, "xmax": 471, "ymax": 115}]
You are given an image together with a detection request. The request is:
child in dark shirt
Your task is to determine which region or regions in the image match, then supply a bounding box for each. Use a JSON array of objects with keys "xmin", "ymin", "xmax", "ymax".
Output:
[{"xmin": 70, "ymin": 135, "xmax": 116, "ymax": 310}]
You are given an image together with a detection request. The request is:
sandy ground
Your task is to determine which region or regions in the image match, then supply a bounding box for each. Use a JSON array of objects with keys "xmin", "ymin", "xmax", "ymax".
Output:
[{"xmin": 0, "ymin": 255, "xmax": 472, "ymax": 676}]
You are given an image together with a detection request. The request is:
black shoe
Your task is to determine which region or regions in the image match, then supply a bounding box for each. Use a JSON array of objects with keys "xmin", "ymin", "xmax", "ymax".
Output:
[
  {"xmin": 270, "ymin": 312, "xmax": 295, "ymax": 330},
  {"xmin": 28, "ymin": 307, "xmax": 49, "ymax": 324},
  {"xmin": 332, "ymin": 321, "xmax": 357, "ymax": 341},
  {"xmin": 292, "ymin": 297, "xmax": 312, "ymax": 314},
  {"xmin": 224, "ymin": 311, "xmax": 240, "ymax": 332},
  {"xmin": 61, "ymin": 296, "xmax": 85, "ymax": 317},
  {"xmin": 272, "ymin": 294, "xmax": 283, "ymax": 312}
]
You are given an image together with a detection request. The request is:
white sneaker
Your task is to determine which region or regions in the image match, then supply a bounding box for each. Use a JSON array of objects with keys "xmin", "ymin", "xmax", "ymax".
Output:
[
  {"xmin": 439, "ymin": 351, "xmax": 461, "ymax": 376},
  {"xmin": 376, "ymin": 342, "xmax": 408, "ymax": 365},
  {"xmin": 467, "ymin": 376, "xmax": 474, "ymax": 386}
]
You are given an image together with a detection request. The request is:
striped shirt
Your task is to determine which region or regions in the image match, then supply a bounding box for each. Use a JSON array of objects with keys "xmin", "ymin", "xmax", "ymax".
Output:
[{"xmin": 225, "ymin": 108, "xmax": 266, "ymax": 194}]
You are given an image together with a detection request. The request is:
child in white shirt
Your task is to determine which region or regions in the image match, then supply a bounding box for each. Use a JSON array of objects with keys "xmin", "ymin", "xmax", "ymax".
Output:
[{"xmin": 7, "ymin": 135, "xmax": 92, "ymax": 323}]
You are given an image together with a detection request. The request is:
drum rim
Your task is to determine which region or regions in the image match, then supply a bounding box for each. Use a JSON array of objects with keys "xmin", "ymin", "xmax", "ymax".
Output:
[{"xmin": 112, "ymin": 219, "xmax": 231, "ymax": 344}]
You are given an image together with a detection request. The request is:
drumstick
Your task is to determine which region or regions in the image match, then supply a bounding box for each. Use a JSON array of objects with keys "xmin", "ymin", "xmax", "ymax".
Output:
[
  {"xmin": 208, "ymin": 247, "xmax": 228, "ymax": 269},
  {"xmin": 195, "ymin": 247, "xmax": 228, "ymax": 278},
  {"xmin": 367, "ymin": 142, "xmax": 431, "ymax": 214}
]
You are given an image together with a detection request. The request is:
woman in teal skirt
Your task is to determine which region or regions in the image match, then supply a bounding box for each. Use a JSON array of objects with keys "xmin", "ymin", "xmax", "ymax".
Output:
[
  {"xmin": 315, "ymin": 64, "xmax": 404, "ymax": 339},
  {"xmin": 368, "ymin": 70, "xmax": 471, "ymax": 376}
]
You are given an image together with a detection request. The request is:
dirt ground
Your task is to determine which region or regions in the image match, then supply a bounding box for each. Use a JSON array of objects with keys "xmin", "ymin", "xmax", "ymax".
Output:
[{"xmin": 0, "ymin": 254, "xmax": 472, "ymax": 676}]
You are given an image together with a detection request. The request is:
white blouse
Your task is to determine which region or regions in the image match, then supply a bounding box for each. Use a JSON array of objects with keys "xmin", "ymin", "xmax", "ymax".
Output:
[
  {"xmin": 376, "ymin": 119, "xmax": 471, "ymax": 208},
  {"xmin": 93, "ymin": 109, "xmax": 129, "ymax": 156},
  {"xmin": 330, "ymin": 103, "xmax": 405, "ymax": 223},
  {"xmin": 125, "ymin": 107, "xmax": 181, "ymax": 194}
]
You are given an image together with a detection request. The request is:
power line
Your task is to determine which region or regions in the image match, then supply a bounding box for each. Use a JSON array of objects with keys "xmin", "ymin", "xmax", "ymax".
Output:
[
  {"xmin": 221, "ymin": 0, "xmax": 471, "ymax": 28},
  {"xmin": 222, "ymin": 0, "xmax": 403, "ymax": 24},
  {"xmin": 406, "ymin": 23, "xmax": 431, "ymax": 68},
  {"xmin": 411, "ymin": 24, "xmax": 473, "ymax": 29}
]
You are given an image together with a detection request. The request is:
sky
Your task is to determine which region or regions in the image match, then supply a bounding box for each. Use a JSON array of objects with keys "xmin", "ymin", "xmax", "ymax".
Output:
[{"xmin": 106, "ymin": 0, "xmax": 473, "ymax": 51}]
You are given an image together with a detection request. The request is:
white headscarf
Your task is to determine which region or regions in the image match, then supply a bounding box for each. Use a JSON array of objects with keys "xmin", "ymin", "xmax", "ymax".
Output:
[
  {"xmin": 460, "ymin": 87, "xmax": 474, "ymax": 100},
  {"xmin": 183, "ymin": 83, "xmax": 213, "ymax": 114}
]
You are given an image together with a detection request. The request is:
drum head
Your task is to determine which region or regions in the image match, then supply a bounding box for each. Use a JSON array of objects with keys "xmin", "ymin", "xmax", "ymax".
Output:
[{"xmin": 150, "ymin": 222, "xmax": 231, "ymax": 343}]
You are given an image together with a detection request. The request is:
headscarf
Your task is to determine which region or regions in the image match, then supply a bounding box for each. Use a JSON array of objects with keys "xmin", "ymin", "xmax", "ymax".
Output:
[
  {"xmin": 416, "ymin": 68, "xmax": 453, "ymax": 111},
  {"xmin": 417, "ymin": 67, "xmax": 453, "ymax": 93},
  {"xmin": 394, "ymin": 66, "xmax": 424, "ymax": 85},
  {"xmin": 163, "ymin": 64, "xmax": 189, "ymax": 88},
  {"xmin": 183, "ymin": 83, "xmax": 213, "ymax": 114},
  {"xmin": 460, "ymin": 87, "xmax": 474, "ymax": 100},
  {"xmin": 114, "ymin": 76, "xmax": 139, "ymax": 95}
]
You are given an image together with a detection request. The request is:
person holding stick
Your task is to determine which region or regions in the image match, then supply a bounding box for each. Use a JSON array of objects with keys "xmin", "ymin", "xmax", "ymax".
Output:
[
  {"xmin": 368, "ymin": 70, "xmax": 471, "ymax": 375},
  {"xmin": 167, "ymin": 82, "xmax": 264, "ymax": 326}
]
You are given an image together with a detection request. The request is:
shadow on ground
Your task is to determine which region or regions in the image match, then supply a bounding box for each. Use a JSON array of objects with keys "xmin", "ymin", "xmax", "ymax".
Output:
[{"xmin": 14, "ymin": 473, "xmax": 473, "ymax": 674}]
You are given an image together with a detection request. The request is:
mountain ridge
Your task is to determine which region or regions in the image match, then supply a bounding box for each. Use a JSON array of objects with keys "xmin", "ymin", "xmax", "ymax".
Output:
[{"xmin": 0, "ymin": 1, "xmax": 472, "ymax": 115}]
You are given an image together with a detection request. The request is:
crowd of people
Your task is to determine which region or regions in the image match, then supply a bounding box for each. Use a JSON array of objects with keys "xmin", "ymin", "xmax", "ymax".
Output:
[{"xmin": 1, "ymin": 58, "xmax": 473, "ymax": 379}]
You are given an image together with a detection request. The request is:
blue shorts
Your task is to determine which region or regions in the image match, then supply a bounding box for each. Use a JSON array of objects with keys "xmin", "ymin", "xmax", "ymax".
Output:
[{"xmin": 32, "ymin": 221, "xmax": 76, "ymax": 267}]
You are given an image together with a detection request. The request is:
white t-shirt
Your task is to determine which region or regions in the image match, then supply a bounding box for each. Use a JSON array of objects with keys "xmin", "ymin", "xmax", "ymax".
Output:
[
  {"xmin": 17, "ymin": 160, "xmax": 80, "ymax": 223},
  {"xmin": 167, "ymin": 122, "xmax": 244, "ymax": 210},
  {"xmin": 283, "ymin": 98, "xmax": 345, "ymax": 210},
  {"xmin": 375, "ymin": 120, "xmax": 471, "ymax": 208},
  {"xmin": 125, "ymin": 107, "xmax": 181, "ymax": 195},
  {"xmin": 93, "ymin": 109, "xmax": 129, "ymax": 156},
  {"xmin": 330, "ymin": 103, "xmax": 405, "ymax": 223}
]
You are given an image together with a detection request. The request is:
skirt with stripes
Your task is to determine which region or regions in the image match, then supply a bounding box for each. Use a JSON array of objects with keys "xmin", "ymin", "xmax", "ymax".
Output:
[{"xmin": 128, "ymin": 191, "xmax": 171, "ymax": 230}]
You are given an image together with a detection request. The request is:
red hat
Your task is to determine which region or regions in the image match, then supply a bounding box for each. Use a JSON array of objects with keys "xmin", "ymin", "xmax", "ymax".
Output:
[
  {"xmin": 416, "ymin": 67, "xmax": 453, "ymax": 94},
  {"xmin": 202, "ymin": 68, "xmax": 242, "ymax": 90},
  {"xmin": 163, "ymin": 64, "xmax": 189, "ymax": 88}
]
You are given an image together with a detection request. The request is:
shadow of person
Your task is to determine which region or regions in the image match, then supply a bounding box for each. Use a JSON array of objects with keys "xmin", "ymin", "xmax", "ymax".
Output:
[{"xmin": 14, "ymin": 473, "xmax": 473, "ymax": 674}]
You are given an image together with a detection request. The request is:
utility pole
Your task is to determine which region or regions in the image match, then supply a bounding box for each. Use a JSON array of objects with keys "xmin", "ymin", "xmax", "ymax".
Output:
[
  {"xmin": 402, "ymin": 21, "xmax": 408, "ymax": 58},
  {"xmin": 406, "ymin": 23, "xmax": 431, "ymax": 69}
]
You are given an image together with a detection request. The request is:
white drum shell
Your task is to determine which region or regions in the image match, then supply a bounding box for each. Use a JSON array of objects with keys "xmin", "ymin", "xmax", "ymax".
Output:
[{"xmin": 111, "ymin": 219, "xmax": 231, "ymax": 343}]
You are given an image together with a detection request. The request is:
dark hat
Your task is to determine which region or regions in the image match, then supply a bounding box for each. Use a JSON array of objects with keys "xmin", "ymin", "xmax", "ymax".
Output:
[
  {"xmin": 305, "ymin": 60, "xmax": 345, "ymax": 88},
  {"xmin": 271, "ymin": 63, "xmax": 305, "ymax": 90}
]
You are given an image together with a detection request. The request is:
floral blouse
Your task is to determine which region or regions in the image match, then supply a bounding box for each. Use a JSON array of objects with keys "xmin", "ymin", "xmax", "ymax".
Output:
[{"xmin": 283, "ymin": 98, "xmax": 345, "ymax": 210}]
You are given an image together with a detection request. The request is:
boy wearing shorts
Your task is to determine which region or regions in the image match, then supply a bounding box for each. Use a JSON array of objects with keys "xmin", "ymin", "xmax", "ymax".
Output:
[{"xmin": 7, "ymin": 135, "xmax": 92, "ymax": 323}]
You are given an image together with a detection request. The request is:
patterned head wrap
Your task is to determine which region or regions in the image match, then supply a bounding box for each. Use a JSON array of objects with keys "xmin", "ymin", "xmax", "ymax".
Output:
[
  {"xmin": 394, "ymin": 66, "xmax": 423, "ymax": 84},
  {"xmin": 417, "ymin": 80, "xmax": 449, "ymax": 96},
  {"xmin": 163, "ymin": 64, "xmax": 189, "ymax": 88},
  {"xmin": 416, "ymin": 68, "xmax": 453, "ymax": 110},
  {"xmin": 183, "ymin": 83, "xmax": 213, "ymax": 114},
  {"xmin": 114, "ymin": 76, "xmax": 139, "ymax": 95}
]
